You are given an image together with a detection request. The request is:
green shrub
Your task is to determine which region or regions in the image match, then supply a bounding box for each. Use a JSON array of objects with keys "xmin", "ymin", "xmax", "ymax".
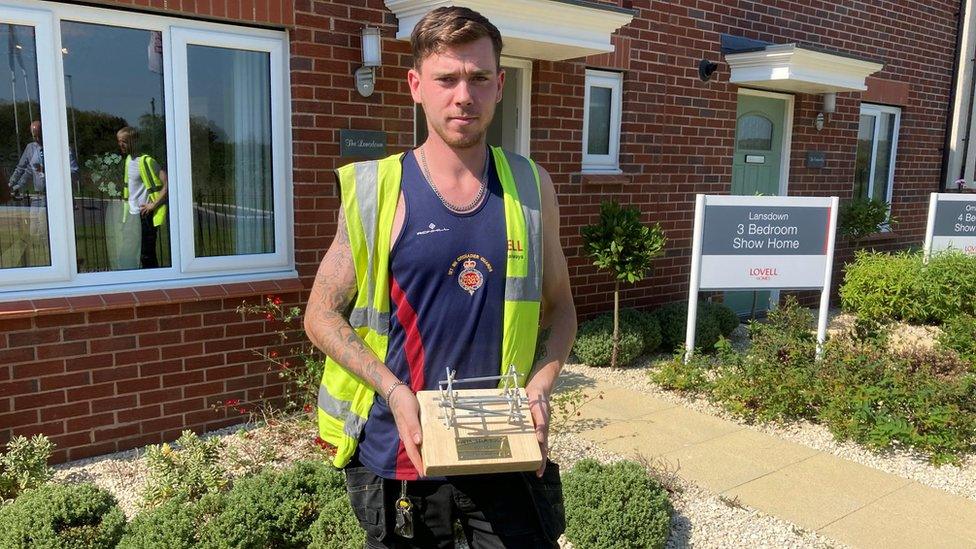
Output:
[
  {"xmin": 0, "ymin": 483, "xmax": 126, "ymax": 548},
  {"xmin": 710, "ymin": 298, "xmax": 819, "ymax": 422},
  {"xmin": 142, "ymin": 430, "xmax": 229, "ymax": 508},
  {"xmin": 563, "ymin": 459, "xmax": 672, "ymax": 549},
  {"xmin": 619, "ymin": 308, "xmax": 663, "ymax": 354},
  {"xmin": 200, "ymin": 460, "xmax": 350, "ymax": 549},
  {"xmin": 838, "ymin": 197, "xmax": 894, "ymax": 243},
  {"xmin": 819, "ymin": 337, "xmax": 976, "ymax": 464},
  {"xmin": 840, "ymin": 250, "xmax": 929, "ymax": 323},
  {"xmin": 653, "ymin": 354, "xmax": 713, "ymax": 394},
  {"xmin": 119, "ymin": 493, "xmax": 225, "ymax": 549},
  {"xmin": 840, "ymin": 250, "xmax": 976, "ymax": 324},
  {"xmin": 925, "ymin": 252, "xmax": 976, "ymax": 321},
  {"xmin": 0, "ymin": 434, "xmax": 54, "ymax": 502},
  {"xmin": 701, "ymin": 300, "xmax": 739, "ymax": 337},
  {"xmin": 573, "ymin": 314, "xmax": 644, "ymax": 367},
  {"xmin": 308, "ymin": 497, "xmax": 364, "ymax": 549},
  {"xmin": 939, "ymin": 314, "xmax": 976, "ymax": 364},
  {"xmin": 653, "ymin": 302, "xmax": 722, "ymax": 353}
]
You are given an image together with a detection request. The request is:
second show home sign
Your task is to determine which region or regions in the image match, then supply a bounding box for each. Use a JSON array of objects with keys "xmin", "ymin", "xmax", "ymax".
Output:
[{"xmin": 686, "ymin": 194, "xmax": 839, "ymax": 359}]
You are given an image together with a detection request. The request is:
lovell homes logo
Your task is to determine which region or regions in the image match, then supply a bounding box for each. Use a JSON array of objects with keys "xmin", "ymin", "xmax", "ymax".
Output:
[{"xmin": 749, "ymin": 266, "xmax": 779, "ymax": 281}]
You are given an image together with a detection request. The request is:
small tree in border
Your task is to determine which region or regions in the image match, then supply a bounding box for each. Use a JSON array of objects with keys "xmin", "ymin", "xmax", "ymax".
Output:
[{"xmin": 581, "ymin": 201, "xmax": 667, "ymax": 368}]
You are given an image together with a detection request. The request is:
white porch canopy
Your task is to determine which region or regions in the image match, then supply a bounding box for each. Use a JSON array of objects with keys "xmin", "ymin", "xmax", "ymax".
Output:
[
  {"xmin": 724, "ymin": 40, "xmax": 883, "ymax": 94},
  {"xmin": 383, "ymin": 0, "xmax": 635, "ymax": 61}
]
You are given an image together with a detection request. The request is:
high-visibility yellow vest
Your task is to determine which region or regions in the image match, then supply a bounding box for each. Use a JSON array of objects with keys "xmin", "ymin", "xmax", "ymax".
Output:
[
  {"xmin": 317, "ymin": 146, "xmax": 543, "ymax": 468},
  {"xmin": 122, "ymin": 154, "xmax": 167, "ymax": 227}
]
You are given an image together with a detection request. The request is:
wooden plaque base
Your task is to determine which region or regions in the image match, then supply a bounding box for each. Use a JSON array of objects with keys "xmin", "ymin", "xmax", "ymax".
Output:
[{"xmin": 417, "ymin": 388, "xmax": 543, "ymax": 477}]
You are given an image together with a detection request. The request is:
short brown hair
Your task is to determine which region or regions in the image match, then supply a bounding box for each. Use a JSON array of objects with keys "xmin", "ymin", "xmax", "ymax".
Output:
[{"xmin": 410, "ymin": 7, "xmax": 503, "ymax": 70}]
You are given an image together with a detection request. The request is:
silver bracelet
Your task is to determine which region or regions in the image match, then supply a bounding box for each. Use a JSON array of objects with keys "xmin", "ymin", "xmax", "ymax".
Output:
[{"xmin": 384, "ymin": 380, "xmax": 407, "ymax": 403}]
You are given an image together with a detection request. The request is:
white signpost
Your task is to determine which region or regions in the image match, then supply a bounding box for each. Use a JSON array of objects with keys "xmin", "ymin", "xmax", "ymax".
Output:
[
  {"xmin": 685, "ymin": 195, "xmax": 840, "ymax": 360},
  {"xmin": 923, "ymin": 193, "xmax": 976, "ymax": 260}
]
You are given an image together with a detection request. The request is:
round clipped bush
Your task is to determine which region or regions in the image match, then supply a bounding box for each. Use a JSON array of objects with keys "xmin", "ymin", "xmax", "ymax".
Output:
[
  {"xmin": 563, "ymin": 459, "xmax": 672, "ymax": 549},
  {"xmin": 0, "ymin": 482, "xmax": 126, "ymax": 549},
  {"xmin": 619, "ymin": 308, "xmax": 663, "ymax": 354},
  {"xmin": 701, "ymin": 300, "xmax": 739, "ymax": 337},
  {"xmin": 653, "ymin": 302, "xmax": 722, "ymax": 353},
  {"xmin": 199, "ymin": 460, "xmax": 349, "ymax": 549},
  {"xmin": 572, "ymin": 313, "xmax": 644, "ymax": 367},
  {"xmin": 308, "ymin": 496, "xmax": 365, "ymax": 549},
  {"xmin": 118, "ymin": 493, "xmax": 225, "ymax": 549}
]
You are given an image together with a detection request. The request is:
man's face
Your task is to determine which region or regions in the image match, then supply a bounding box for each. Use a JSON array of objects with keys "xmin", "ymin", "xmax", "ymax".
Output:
[
  {"xmin": 117, "ymin": 134, "xmax": 129, "ymax": 154},
  {"xmin": 408, "ymin": 36, "xmax": 504, "ymax": 149},
  {"xmin": 30, "ymin": 122, "xmax": 41, "ymax": 145}
]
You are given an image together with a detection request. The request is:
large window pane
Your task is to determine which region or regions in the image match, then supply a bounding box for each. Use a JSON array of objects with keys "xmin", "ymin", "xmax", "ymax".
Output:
[
  {"xmin": 187, "ymin": 45, "xmax": 274, "ymax": 257},
  {"xmin": 854, "ymin": 113, "xmax": 876, "ymax": 200},
  {"xmin": 61, "ymin": 21, "xmax": 170, "ymax": 273},
  {"xmin": 586, "ymin": 86, "xmax": 612, "ymax": 155},
  {"xmin": 0, "ymin": 23, "xmax": 50, "ymax": 269}
]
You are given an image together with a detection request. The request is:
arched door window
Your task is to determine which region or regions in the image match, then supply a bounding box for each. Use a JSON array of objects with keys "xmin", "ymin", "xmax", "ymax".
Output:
[{"xmin": 736, "ymin": 114, "xmax": 773, "ymax": 150}]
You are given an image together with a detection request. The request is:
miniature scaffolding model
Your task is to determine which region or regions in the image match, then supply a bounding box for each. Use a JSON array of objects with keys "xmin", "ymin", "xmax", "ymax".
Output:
[
  {"xmin": 416, "ymin": 365, "xmax": 543, "ymax": 476},
  {"xmin": 436, "ymin": 365, "xmax": 525, "ymax": 429}
]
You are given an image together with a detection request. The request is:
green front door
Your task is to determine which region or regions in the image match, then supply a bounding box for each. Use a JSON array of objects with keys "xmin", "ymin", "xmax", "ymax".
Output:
[{"xmin": 725, "ymin": 93, "xmax": 787, "ymax": 317}]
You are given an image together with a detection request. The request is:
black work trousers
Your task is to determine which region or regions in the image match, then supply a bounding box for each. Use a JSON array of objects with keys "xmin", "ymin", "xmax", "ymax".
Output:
[{"xmin": 344, "ymin": 459, "xmax": 562, "ymax": 549}]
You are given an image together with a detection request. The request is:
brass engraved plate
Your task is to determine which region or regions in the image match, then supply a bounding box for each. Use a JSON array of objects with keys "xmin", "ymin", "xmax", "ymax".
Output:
[{"xmin": 456, "ymin": 436, "xmax": 512, "ymax": 461}]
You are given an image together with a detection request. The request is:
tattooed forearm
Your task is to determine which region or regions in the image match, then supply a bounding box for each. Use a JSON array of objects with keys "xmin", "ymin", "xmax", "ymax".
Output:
[{"xmin": 304, "ymin": 209, "xmax": 393, "ymax": 394}]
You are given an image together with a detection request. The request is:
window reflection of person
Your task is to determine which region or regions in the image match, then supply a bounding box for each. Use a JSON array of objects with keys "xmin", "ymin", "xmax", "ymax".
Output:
[
  {"xmin": 3, "ymin": 120, "xmax": 78, "ymax": 269},
  {"xmin": 117, "ymin": 126, "xmax": 168, "ymax": 269},
  {"xmin": 9, "ymin": 120, "xmax": 80, "ymax": 201}
]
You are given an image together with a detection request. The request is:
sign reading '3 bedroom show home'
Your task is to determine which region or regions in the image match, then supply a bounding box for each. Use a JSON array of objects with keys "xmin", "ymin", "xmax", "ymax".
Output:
[
  {"xmin": 685, "ymin": 195, "xmax": 839, "ymax": 360},
  {"xmin": 697, "ymin": 196, "xmax": 837, "ymax": 290}
]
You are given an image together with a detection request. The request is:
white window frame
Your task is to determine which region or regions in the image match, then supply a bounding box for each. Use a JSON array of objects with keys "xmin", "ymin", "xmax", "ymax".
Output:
[
  {"xmin": 0, "ymin": 0, "xmax": 294, "ymax": 299},
  {"xmin": 582, "ymin": 69, "xmax": 622, "ymax": 174},
  {"xmin": 171, "ymin": 28, "xmax": 291, "ymax": 274},
  {"xmin": 857, "ymin": 103, "xmax": 901, "ymax": 206},
  {"xmin": 0, "ymin": 5, "xmax": 71, "ymax": 288}
]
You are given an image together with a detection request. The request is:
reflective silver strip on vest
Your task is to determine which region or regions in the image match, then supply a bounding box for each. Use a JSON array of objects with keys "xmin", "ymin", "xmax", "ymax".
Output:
[
  {"xmin": 353, "ymin": 161, "xmax": 389, "ymax": 336},
  {"xmin": 349, "ymin": 307, "xmax": 390, "ymax": 336},
  {"xmin": 318, "ymin": 384, "xmax": 369, "ymax": 439},
  {"xmin": 502, "ymin": 150, "xmax": 542, "ymax": 302}
]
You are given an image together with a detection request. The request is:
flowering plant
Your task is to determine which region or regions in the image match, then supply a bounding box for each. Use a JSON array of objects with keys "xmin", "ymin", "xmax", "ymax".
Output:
[
  {"xmin": 84, "ymin": 152, "xmax": 123, "ymax": 197},
  {"xmin": 236, "ymin": 295, "xmax": 325, "ymax": 414}
]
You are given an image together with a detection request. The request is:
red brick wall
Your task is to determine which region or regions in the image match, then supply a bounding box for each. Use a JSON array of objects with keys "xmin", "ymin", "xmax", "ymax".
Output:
[{"xmin": 3, "ymin": 0, "xmax": 959, "ymax": 462}]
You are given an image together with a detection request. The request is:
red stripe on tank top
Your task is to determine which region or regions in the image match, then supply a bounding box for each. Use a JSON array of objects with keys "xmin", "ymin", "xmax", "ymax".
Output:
[{"xmin": 391, "ymin": 276, "xmax": 425, "ymax": 479}]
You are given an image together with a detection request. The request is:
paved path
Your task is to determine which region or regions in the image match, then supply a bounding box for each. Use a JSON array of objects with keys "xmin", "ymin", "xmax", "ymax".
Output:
[{"xmin": 571, "ymin": 377, "xmax": 976, "ymax": 548}]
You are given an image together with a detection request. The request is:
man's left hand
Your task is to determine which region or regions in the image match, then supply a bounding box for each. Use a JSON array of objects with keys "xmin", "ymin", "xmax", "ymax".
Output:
[
  {"xmin": 525, "ymin": 381, "xmax": 551, "ymax": 477},
  {"xmin": 140, "ymin": 203, "xmax": 155, "ymax": 216}
]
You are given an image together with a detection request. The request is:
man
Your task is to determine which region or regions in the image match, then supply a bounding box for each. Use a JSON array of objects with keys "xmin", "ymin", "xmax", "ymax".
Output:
[
  {"xmin": 5, "ymin": 120, "xmax": 78, "ymax": 268},
  {"xmin": 305, "ymin": 6, "xmax": 576, "ymax": 548},
  {"xmin": 116, "ymin": 126, "xmax": 167, "ymax": 269}
]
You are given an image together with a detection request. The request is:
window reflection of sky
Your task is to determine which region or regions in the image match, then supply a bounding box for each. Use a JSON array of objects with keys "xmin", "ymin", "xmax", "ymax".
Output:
[{"xmin": 61, "ymin": 21, "xmax": 163, "ymax": 128}]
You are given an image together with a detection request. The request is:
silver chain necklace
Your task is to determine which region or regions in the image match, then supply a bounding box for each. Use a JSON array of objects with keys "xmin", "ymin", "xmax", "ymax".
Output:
[{"xmin": 418, "ymin": 146, "xmax": 489, "ymax": 213}]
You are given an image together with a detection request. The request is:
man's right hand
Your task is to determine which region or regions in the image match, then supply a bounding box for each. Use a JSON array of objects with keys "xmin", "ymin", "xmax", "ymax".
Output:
[{"xmin": 388, "ymin": 384, "xmax": 424, "ymax": 475}]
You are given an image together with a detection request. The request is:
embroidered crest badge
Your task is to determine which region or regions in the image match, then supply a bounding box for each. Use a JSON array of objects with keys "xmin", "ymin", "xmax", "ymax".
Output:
[{"xmin": 457, "ymin": 259, "xmax": 484, "ymax": 296}]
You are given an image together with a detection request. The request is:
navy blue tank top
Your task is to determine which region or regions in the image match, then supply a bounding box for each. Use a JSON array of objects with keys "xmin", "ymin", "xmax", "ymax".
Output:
[{"xmin": 357, "ymin": 149, "xmax": 506, "ymax": 480}]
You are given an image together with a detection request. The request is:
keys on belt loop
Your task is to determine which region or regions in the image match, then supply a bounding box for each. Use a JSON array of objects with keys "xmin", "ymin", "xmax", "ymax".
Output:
[{"xmin": 394, "ymin": 479, "xmax": 414, "ymax": 538}]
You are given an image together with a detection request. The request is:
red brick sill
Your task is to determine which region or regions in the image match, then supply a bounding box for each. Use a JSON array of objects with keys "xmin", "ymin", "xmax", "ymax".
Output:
[{"xmin": 0, "ymin": 278, "xmax": 305, "ymax": 320}]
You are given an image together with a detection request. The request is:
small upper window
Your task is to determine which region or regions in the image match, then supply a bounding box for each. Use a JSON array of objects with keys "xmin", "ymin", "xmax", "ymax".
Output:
[
  {"xmin": 736, "ymin": 114, "xmax": 773, "ymax": 150},
  {"xmin": 582, "ymin": 69, "xmax": 622, "ymax": 173}
]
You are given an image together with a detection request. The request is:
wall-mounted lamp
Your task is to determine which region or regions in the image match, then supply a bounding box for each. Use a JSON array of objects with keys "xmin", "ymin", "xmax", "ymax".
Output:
[
  {"xmin": 814, "ymin": 92, "xmax": 836, "ymax": 132},
  {"xmin": 698, "ymin": 59, "xmax": 718, "ymax": 82},
  {"xmin": 355, "ymin": 27, "xmax": 382, "ymax": 97}
]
